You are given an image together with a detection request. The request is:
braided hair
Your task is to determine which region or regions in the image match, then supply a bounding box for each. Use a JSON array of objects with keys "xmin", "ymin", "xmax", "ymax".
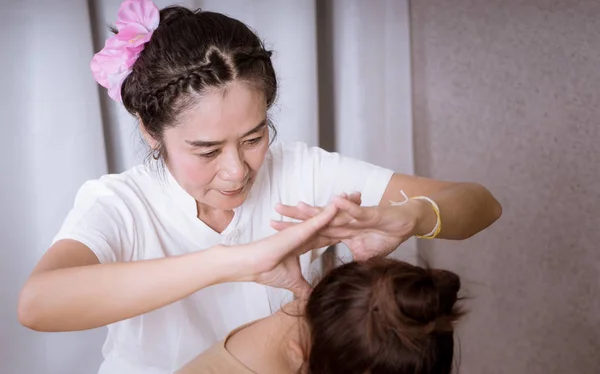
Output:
[{"xmin": 118, "ymin": 7, "xmax": 278, "ymax": 160}]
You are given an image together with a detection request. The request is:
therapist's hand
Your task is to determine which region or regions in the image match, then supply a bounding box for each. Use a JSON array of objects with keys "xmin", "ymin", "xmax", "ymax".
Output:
[
  {"xmin": 271, "ymin": 191, "xmax": 362, "ymax": 239},
  {"xmin": 231, "ymin": 203, "xmax": 339, "ymax": 297},
  {"xmin": 272, "ymin": 194, "xmax": 417, "ymax": 261}
]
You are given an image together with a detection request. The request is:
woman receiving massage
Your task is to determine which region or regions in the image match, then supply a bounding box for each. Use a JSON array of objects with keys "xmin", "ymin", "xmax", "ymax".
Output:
[{"xmin": 177, "ymin": 256, "xmax": 463, "ymax": 374}]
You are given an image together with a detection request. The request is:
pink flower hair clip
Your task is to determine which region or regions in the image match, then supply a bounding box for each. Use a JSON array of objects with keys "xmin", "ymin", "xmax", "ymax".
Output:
[{"xmin": 90, "ymin": 0, "xmax": 160, "ymax": 102}]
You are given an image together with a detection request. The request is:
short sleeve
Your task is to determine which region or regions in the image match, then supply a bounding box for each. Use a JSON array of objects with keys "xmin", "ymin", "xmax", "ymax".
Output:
[
  {"xmin": 52, "ymin": 179, "xmax": 136, "ymax": 264},
  {"xmin": 275, "ymin": 142, "xmax": 395, "ymax": 208}
]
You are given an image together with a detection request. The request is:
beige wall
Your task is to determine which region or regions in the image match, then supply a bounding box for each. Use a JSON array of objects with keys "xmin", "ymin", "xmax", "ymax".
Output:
[{"xmin": 410, "ymin": 1, "xmax": 600, "ymax": 373}]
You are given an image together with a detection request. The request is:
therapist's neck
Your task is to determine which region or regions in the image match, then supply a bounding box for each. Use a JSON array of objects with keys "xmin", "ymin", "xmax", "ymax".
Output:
[{"xmin": 195, "ymin": 202, "xmax": 234, "ymax": 233}]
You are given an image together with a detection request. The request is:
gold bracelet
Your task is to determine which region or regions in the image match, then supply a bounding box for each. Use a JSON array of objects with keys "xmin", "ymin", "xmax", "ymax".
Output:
[{"xmin": 410, "ymin": 196, "xmax": 442, "ymax": 239}]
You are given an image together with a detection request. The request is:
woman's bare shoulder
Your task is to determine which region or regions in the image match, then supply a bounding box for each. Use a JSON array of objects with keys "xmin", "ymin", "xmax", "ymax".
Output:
[{"xmin": 225, "ymin": 301, "xmax": 301, "ymax": 371}]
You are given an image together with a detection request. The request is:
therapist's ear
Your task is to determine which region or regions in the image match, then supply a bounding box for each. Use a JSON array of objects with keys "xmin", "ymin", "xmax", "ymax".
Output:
[
  {"xmin": 137, "ymin": 115, "xmax": 159, "ymax": 150},
  {"xmin": 286, "ymin": 339, "xmax": 307, "ymax": 372}
]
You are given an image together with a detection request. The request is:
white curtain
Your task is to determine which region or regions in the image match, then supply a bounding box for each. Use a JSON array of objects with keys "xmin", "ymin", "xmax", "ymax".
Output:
[{"xmin": 0, "ymin": 0, "xmax": 412, "ymax": 372}]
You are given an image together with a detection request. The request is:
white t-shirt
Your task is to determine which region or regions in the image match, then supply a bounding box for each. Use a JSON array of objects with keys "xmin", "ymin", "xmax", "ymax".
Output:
[{"xmin": 53, "ymin": 141, "xmax": 394, "ymax": 374}]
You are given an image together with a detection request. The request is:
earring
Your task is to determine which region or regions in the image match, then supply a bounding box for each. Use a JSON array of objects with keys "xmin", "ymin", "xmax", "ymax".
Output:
[{"xmin": 152, "ymin": 148, "xmax": 160, "ymax": 160}]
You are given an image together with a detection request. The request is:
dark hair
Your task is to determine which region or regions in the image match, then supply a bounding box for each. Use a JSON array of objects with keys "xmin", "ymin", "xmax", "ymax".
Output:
[
  {"xmin": 304, "ymin": 258, "xmax": 463, "ymax": 374},
  {"xmin": 119, "ymin": 6, "xmax": 278, "ymax": 159}
]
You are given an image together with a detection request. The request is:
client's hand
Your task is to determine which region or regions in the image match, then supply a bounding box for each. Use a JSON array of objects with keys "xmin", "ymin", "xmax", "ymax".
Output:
[
  {"xmin": 272, "ymin": 195, "xmax": 419, "ymax": 261},
  {"xmin": 232, "ymin": 203, "xmax": 338, "ymax": 297}
]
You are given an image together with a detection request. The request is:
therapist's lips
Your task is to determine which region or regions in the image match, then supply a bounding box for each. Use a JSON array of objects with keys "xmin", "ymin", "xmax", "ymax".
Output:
[
  {"xmin": 218, "ymin": 177, "xmax": 251, "ymax": 196},
  {"xmin": 219, "ymin": 187, "xmax": 244, "ymax": 196}
]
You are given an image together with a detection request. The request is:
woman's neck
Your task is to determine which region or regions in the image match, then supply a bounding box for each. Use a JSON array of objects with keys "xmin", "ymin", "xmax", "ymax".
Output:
[
  {"xmin": 196, "ymin": 204, "xmax": 234, "ymax": 233},
  {"xmin": 225, "ymin": 301, "xmax": 304, "ymax": 374}
]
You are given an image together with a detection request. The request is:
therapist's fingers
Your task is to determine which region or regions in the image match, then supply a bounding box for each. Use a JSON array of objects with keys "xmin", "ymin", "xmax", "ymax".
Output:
[
  {"xmin": 275, "ymin": 222, "xmax": 352, "ymax": 242},
  {"xmin": 275, "ymin": 202, "xmax": 312, "ymax": 221},
  {"xmin": 268, "ymin": 204, "xmax": 338, "ymax": 252},
  {"xmin": 345, "ymin": 191, "xmax": 362, "ymax": 206},
  {"xmin": 297, "ymin": 202, "xmax": 352, "ymax": 227},
  {"xmin": 270, "ymin": 220, "xmax": 339, "ymax": 248},
  {"xmin": 275, "ymin": 191, "xmax": 361, "ymax": 222},
  {"xmin": 276, "ymin": 203, "xmax": 353, "ymax": 228},
  {"xmin": 332, "ymin": 195, "xmax": 371, "ymax": 221},
  {"xmin": 270, "ymin": 220, "xmax": 339, "ymax": 252},
  {"xmin": 296, "ymin": 201, "xmax": 321, "ymax": 216}
]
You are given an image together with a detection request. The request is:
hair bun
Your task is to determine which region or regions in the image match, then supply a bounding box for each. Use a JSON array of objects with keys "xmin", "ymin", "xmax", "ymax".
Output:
[
  {"xmin": 381, "ymin": 266, "xmax": 461, "ymax": 335},
  {"xmin": 428, "ymin": 269, "xmax": 461, "ymax": 316},
  {"xmin": 391, "ymin": 269, "xmax": 440, "ymax": 326}
]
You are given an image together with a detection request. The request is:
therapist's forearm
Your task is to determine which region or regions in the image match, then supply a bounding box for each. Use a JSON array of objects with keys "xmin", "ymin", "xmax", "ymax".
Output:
[
  {"xmin": 18, "ymin": 245, "xmax": 240, "ymax": 332},
  {"xmin": 410, "ymin": 182, "xmax": 502, "ymax": 239}
]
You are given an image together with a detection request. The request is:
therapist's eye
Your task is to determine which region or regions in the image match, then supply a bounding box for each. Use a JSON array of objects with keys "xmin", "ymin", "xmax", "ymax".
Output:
[
  {"xmin": 243, "ymin": 137, "xmax": 263, "ymax": 146},
  {"xmin": 198, "ymin": 150, "xmax": 220, "ymax": 159}
]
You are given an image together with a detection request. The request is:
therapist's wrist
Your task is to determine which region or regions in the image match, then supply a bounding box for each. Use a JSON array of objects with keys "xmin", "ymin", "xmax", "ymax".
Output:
[
  {"xmin": 404, "ymin": 198, "xmax": 437, "ymax": 237},
  {"xmin": 191, "ymin": 245, "xmax": 248, "ymax": 286}
]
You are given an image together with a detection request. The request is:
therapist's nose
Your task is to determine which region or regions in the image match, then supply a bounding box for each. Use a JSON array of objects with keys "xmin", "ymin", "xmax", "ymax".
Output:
[{"xmin": 219, "ymin": 147, "xmax": 247, "ymax": 183}]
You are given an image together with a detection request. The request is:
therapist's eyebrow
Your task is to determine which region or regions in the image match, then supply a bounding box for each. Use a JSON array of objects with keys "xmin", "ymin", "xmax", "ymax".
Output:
[
  {"xmin": 241, "ymin": 120, "xmax": 267, "ymax": 138},
  {"xmin": 185, "ymin": 119, "xmax": 267, "ymax": 148}
]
